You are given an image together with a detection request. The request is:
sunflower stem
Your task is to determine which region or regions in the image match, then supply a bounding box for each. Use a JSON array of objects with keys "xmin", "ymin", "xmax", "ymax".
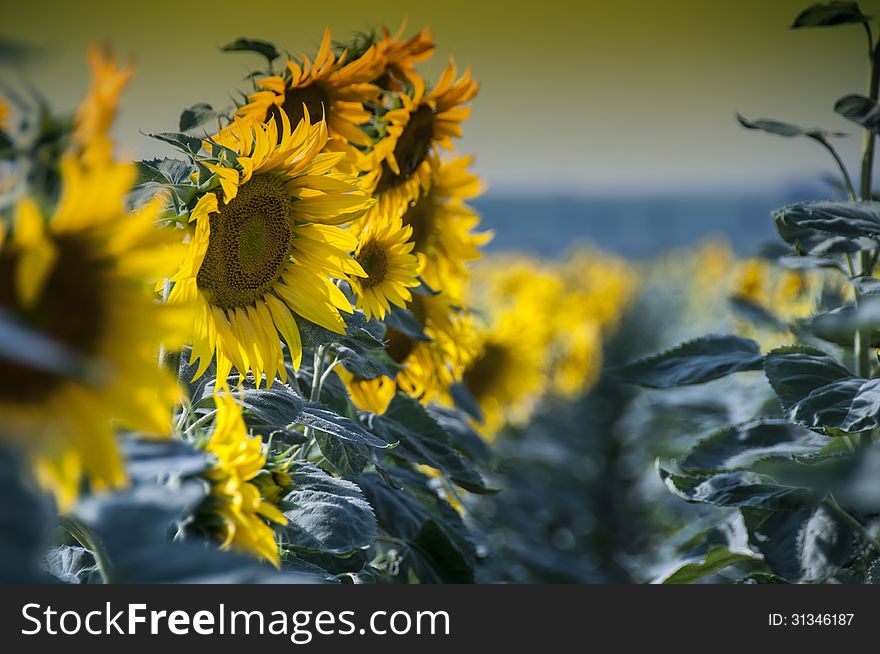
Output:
[
  {"xmin": 183, "ymin": 408, "xmax": 218, "ymax": 435},
  {"xmin": 62, "ymin": 517, "xmax": 115, "ymax": 584},
  {"xmin": 301, "ymin": 345, "xmax": 328, "ymax": 459}
]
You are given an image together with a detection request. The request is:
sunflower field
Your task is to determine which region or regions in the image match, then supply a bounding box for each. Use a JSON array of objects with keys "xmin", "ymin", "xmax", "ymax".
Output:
[{"xmin": 4, "ymin": 2, "xmax": 880, "ymax": 589}]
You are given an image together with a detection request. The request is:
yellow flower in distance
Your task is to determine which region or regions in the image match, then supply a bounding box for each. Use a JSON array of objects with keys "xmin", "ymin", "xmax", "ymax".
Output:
[
  {"xmin": 461, "ymin": 312, "xmax": 547, "ymax": 438},
  {"xmin": 237, "ymin": 28, "xmax": 384, "ymax": 152},
  {"xmin": 167, "ymin": 111, "xmax": 372, "ymax": 388},
  {"xmin": 350, "ymin": 213, "xmax": 422, "ymax": 320},
  {"xmin": 203, "ymin": 392, "xmax": 288, "ymax": 567},
  {"xmin": 398, "ymin": 156, "xmax": 491, "ymax": 300}
]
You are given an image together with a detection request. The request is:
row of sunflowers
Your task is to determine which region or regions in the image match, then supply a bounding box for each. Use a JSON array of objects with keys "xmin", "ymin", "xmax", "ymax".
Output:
[{"xmin": 0, "ymin": 26, "xmax": 634, "ymax": 582}]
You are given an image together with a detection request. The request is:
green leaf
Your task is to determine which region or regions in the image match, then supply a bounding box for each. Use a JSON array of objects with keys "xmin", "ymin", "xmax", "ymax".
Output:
[
  {"xmin": 777, "ymin": 254, "xmax": 846, "ymax": 273},
  {"xmin": 763, "ymin": 346, "xmax": 880, "ymax": 433},
  {"xmin": 44, "ymin": 546, "xmax": 100, "ymax": 584},
  {"xmin": 776, "ymin": 219, "xmax": 871, "ymax": 256},
  {"xmin": 220, "ymin": 37, "xmax": 280, "ymax": 63},
  {"xmin": 281, "ymin": 463, "xmax": 377, "ymax": 556},
  {"xmin": 74, "ymin": 459, "xmax": 317, "ymax": 583},
  {"xmin": 736, "ymin": 113, "xmax": 846, "ymax": 139},
  {"xmin": 146, "ymin": 131, "xmax": 204, "ymax": 156},
  {"xmin": 314, "ymin": 431, "xmax": 370, "ymax": 477},
  {"xmin": 659, "ymin": 467, "xmax": 820, "ymax": 509},
  {"xmin": 791, "ymin": 2, "xmax": 869, "ymax": 28},
  {"xmin": 179, "ymin": 103, "xmax": 217, "ymax": 132},
  {"xmin": 357, "ymin": 468, "xmax": 476, "ymax": 583},
  {"xmin": 366, "ymin": 394, "xmax": 494, "ymax": 493},
  {"xmin": 797, "ymin": 299, "xmax": 880, "ymax": 347},
  {"xmin": 383, "ymin": 305, "xmax": 430, "ymax": 342},
  {"xmin": 773, "ymin": 201, "xmax": 880, "ymax": 240},
  {"xmin": 298, "ymin": 401, "xmax": 391, "ymax": 449},
  {"xmin": 729, "ymin": 296, "xmax": 788, "ymax": 332},
  {"xmin": 428, "ymin": 405, "xmax": 492, "ymax": 465},
  {"xmin": 835, "ymin": 94, "xmax": 880, "ymax": 131},
  {"xmin": 233, "ymin": 382, "xmax": 390, "ymax": 448},
  {"xmin": 658, "ymin": 546, "xmax": 760, "ymax": 584},
  {"xmin": 678, "ymin": 420, "xmax": 828, "ymax": 474},
  {"xmin": 449, "ymin": 383, "xmax": 485, "ymax": 422},
  {"xmin": 332, "ymin": 336, "xmax": 400, "ymax": 380},
  {"xmin": 136, "ymin": 157, "xmax": 195, "ymax": 186},
  {"xmin": 743, "ymin": 506, "xmax": 855, "ymax": 582},
  {"xmin": 612, "ymin": 335, "xmax": 764, "ymax": 388}
]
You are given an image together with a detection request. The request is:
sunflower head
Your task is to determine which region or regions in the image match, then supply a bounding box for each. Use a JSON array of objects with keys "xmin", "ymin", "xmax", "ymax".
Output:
[
  {"xmin": 236, "ymin": 28, "xmax": 384, "ymax": 152},
  {"xmin": 167, "ymin": 111, "xmax": 371, "ymax": 388},
  {"xmin": 200, "ymin": 391, "xmax": 289, "ymax": 567},
  {"xmin": 350, "ymin": 212, "xmax": 422, "ymax": 320},
  {"xmin": 366, "ymin": 59, "xmax": 479, "ymax": 214},
  {"xmin": 375, "ymin": 25, "xmax": 435, "ymax": 92},
  {"xmin": 398, "ymin": 156, "xmax": 491, "ymax": 300},
  {"xmin": 0, "ymin": 52, "xmax": 188, "ymax": 510}
]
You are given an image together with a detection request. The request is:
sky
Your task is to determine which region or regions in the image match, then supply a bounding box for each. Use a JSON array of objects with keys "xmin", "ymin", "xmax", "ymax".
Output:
[{"xmin": 1, "ymin": 0, "xmax": 877, "ymax": 195}]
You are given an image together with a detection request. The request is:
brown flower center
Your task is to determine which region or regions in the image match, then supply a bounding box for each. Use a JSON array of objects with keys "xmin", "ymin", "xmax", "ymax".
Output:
[
  {"xmin": 269, "ymin": 82, "xmax": 330, "ymax": 133},
  {"xmin": 0, "ymin": 236, "xmax": 106, "ymax": 403},
  {"xmin": 356, "ymin": 242, "xmax": 389, "ymax": 290},
  {"xmin": 376, "ymin": 104, "xmax": 434, "ymax": 193},
  {"xmin": 401, "ymin": 192, "xmax": 435, "ymax": 253},
  {"xmin": 463, "ymin": 343, "xmax": 508, "ymax": 401},
  {"xmin": 196, "ymin": 174, "xmax": 294, "ymax": 310}
]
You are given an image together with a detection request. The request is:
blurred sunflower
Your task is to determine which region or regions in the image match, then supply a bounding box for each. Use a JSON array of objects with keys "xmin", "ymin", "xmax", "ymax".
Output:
[
  {"xmin": 167, "ymin": 111, "xmax": 372, "ymax": 387},
  {"xmin": 734, "ymin": 258, "xmax": 769, "ymax": 306},
  {"xmin": 349, "ymin": 213, "xmax": 422, "ymax": 320},
  {"xmin": 398, "ymin": 156, "xmax": 490, "ymax": 299},
  {"xmin": 0, "ymin": 99, "xmax": 9, "ymax": 132},
  {"xmin": 374, "ymin": 25, "xmax": 435, "ymax": 92},
  {"xmin": 461, "ymin": 313, "xmax": 547, "ymax": 437},
  {"xmin": 200, "ymin": 392, "xmax": 288, "ymax": 567},
  {"xmin": 71, "ymin": 48, "xmax": 132, "ymax": 165},
  {"xmin": 237, "ymin": 28, "xmax": 384, "ymax": 155},
  {"xmin": 0, "ymin": 52, "xmax": 187, "ymax": 509},
  {"xmin": 367, "ymin": 59, "xmax": 478, "ymax": 214}
]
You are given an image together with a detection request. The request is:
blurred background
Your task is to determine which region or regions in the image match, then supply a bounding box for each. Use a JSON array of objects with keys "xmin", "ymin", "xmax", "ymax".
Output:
[{"xmin": 2, "ymin": 0, "xmax": 876, "ymax": 258}]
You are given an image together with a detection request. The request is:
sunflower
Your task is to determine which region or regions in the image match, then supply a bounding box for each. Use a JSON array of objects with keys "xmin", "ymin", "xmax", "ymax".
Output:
[
  {"xmin": 236, "ymin": 28, "xmax": 384, "ymax": 154},
  {"xmin": 734, "ymin": 258, "xmax": 769, "ymax": 306},
  {"xmin": 374, "ymin": 25, "xmax": 435, "ymax": 92},
  {"xmin": 199, "ymin": 391, "xmax": 288, "ymax": 567},
  {"xmin": 338, "ymin": 292, "xmax": 471, "ymax": 413},
  {"xmin": 461, "ymin": 312, "xmax": 547, "ymax": 438},
  {"xmin": 366, "ymin": 59, "xmax": 479, "ymax": 215},
  {"xmin": 397, "ymin": 156, "xmax": 490, "ymax": 299},
  {"xmin": 349, "ymin": 213, "xmax": 422, "ymax": 320},
  {"xmin": 167, "ymin": 111, "xmax": 372, "ymax": 388},
  {"xmin": 0, "ymin": 55, "xmax": 186, "ymax": 510}
]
